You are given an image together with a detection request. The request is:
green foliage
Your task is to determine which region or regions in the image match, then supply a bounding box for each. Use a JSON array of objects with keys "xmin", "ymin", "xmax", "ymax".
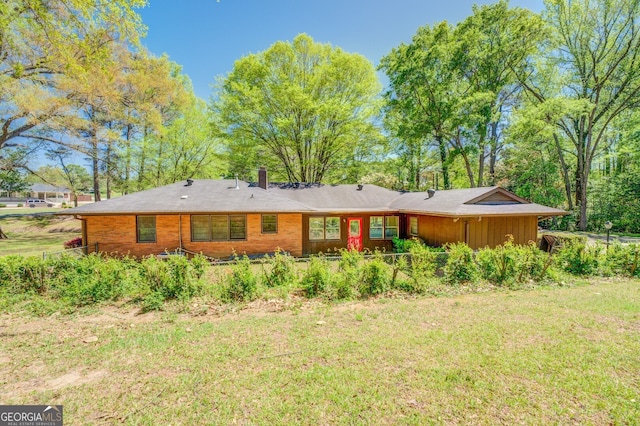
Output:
[
  {"xmin": 262, "ymin": 250, "xmax": 297, "ymax": 288},
  {"xmin": 443, "ymin": 243, "xmax": 479, "ymax": 284},
  {"xmin": 476, "ymin": 238, "xmax": 554, "ymax": 286},
  {"xmin": 555, "ymin": 240, "xmax": 601, "ymax": 276},
  {"xmin": 213, "ymin": 33, "xmax": 383, "ymax": 183},
  {"xmin": 598, "ymin": 243, "xmax": 640, "ymax": 277},
  {"xmin": 221, "ymin": 256, "xmax": 258, "ymax": 302},
  {"xmin": 300, "ymin": 255, "xmax": 332, "ymax": 298},
  {"xmin": 360, "ymin": 252, "xmax": 391, "ymax": 296},
  {"xmin": 408, "ymin": 243, "xmax": 439, "ymax": 281}
]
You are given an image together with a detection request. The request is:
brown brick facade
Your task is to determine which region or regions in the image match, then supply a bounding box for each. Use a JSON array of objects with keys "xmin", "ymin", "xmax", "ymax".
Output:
[{"xmin": 82, "ymin": 213, "xmax": 303, "ymax": 258}]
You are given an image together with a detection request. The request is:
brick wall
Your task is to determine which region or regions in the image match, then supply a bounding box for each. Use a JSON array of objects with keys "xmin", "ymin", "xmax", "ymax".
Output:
[{"xmin": 83, "ymin": 213, "xmax": 303, "ymax": 258}]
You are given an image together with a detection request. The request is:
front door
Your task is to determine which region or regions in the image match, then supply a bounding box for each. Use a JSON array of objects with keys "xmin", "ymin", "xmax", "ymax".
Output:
[{"xmin": 347, "ymin": 217, "xmax": 363, "ymax": 251}]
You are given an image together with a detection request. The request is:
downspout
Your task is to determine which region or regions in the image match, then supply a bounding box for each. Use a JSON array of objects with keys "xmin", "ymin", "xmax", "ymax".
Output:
[{"xmin": 179, "ymin": 214, "xmax": 183, "ymax": 252}]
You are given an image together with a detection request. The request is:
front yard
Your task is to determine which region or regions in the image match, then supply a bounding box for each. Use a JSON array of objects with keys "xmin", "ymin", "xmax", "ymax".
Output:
[{"xmin": 1, "ymin": 278, "xmax": 638, "ymax": 424}]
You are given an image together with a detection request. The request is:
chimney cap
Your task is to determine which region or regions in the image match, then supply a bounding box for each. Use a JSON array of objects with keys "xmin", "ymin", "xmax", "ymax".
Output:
[
  {"xmin": 185, "ymin": 178, "xmax": 194, "ymax": 186},
  {"xmin": 427, "ymin": 188, "xmax": 436, "ymax": 198},
  {"xmin": 357, "ymin": 184, "xmax": 364, "ymax": 190}
]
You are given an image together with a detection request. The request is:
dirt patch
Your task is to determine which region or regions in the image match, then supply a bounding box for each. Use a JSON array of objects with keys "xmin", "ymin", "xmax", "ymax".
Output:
[{"xmin": 2, "ymin": 369, "xmax": 108, "ymax": 399}]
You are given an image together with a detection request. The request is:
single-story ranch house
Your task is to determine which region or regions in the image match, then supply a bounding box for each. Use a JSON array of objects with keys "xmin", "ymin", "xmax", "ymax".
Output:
[{"xmin": 63, "ymin": 169, "xmax": 566, "ymax": 258}]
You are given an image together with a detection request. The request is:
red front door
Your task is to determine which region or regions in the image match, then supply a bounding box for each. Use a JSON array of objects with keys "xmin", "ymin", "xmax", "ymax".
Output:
[{"xmin": 347, "ymin": 217, "xmax": 363, "ymax": 251}]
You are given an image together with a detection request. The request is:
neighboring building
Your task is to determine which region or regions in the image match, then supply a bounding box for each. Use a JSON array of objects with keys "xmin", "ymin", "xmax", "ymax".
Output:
[
  {"xmin": 62, "ymin": 169, "xmax": 566, "ymax": 258},
  {"xmin": 28, "ymin": 184, "xmax": 72, "ymax": 202}
]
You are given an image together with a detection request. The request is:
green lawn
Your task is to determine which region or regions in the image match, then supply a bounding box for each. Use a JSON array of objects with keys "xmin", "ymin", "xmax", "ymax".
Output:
[
  {"xmin": 1, "ymin": 279, "xmax": 638, "ymax": 424},
  {"xmin": 0, "ymin": 213, "xmax": 81, "ymax": 257}
]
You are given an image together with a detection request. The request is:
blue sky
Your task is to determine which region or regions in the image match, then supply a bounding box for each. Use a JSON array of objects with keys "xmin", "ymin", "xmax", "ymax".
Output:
[{"xmin": 138, "ymin": 0, "xmax": 545, "ymax": 100}]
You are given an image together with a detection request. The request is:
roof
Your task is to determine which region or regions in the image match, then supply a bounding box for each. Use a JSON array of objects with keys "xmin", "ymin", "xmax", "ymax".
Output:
[
  {"xmin": 390, "ymin": 186, "xmax": 566, "ymax": 217},
  {"xmin": 66, "ymin": 180, "xmax": 313, "ymax": 215},
  {"xmin": 264, "ymin": 183, "xmax": 400, "ymax": 213},
  {"xmin": 63, "ymin": 179, "xmax": 566, "ymax": 217},
  {"xmin": 30, "ymin": 183, "xmax": 71, "ymax": 193}
]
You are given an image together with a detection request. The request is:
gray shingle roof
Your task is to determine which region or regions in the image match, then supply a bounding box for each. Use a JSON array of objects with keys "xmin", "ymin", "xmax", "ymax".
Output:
[
  {"xmin": 64, "ymin": 180, "xmax": 566, "ymax": 217},
  {"xmin": 66, "ymin": 180, "xmax": 313, "ymax": 214},
  {"xmin": 390, "ymin": 187, "xmax": 566, "ymax": 217},
  {"xmin": 30, "ymin": 183, "xmax": 71, "ymax": 193}
]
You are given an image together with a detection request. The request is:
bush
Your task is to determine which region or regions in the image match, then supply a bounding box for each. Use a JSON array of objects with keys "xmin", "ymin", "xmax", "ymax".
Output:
[
  {"xmin": 599, "ymin": 243, "xmax": 640, "ymax": 277},
  {"xmin": 443, "ymin": 243, "xmax": 479, "ymax": 284},
  {"xmin": 408, "ymin": 243, "xmax": 438, "ymax": 281},
  {"xmin": 476, "ymin": 238, "xmax": 554, "ymax": 286},
  {"xmin": 0, "ymin": 203, "xmax": 6, "ymax": 208},
  {"xmin": 221, "ymin": 255, "xmax": 258, "ymax": 302},
  {"xmin": 300, "ymin": 255, "xmax": 331, "ymax": 298},
  {"xmin": 17, "ymin": 203, "xmax": 23, "ymax": 207},
  {"xmin": 262, "ymin": 249, "xmax": 297, "ymax": 288},
  {"xmin": 63, "ymin": 237, "xmax": 83, "ymax": 249},
  {"xmin": 327, "ymin": 249, "xmax": 365, "ymax": 300},
  {"xmin": 555, "ymin": 239, "xmax": 601, "ymax": 276},
  {"xmin": 138, "ymin": 255, "xmax": 204, "ymax": 301},
  {"xmin": 360, "ymin": 252, "xmax": 391, "ymax": 296}
]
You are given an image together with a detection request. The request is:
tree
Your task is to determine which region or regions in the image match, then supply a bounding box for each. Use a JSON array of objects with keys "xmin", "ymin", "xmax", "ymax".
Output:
[
  {"xmin": 213, "ymin": 34, "xmax": 382, "ymax": 183},
  {"xmin": 0, "ymin": 0, "xmax": 145, "ymax": 152},
  {"xmin": 453, "ymin": 1, "xmax": 544, "ymax": 186},
  {"xmin": 380, "ymin": 22, "xmax": 458, "ymax": 190},
  {"xmin": 520, "ymin": 0, "xmax": 640, "ymax": 230},
  {"xmin": 45, "ymin": 148, "xmax": 92, "ymax": 207}
]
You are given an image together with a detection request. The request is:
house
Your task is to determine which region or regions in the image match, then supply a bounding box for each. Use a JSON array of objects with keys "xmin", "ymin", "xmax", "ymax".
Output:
[
  {"xmin": 63, "ymin": 168, "xmax": 566, "ymax": 258},
  {"xmin": 28, "ymin": 184, "xmax": 72, "ymax": 203}
]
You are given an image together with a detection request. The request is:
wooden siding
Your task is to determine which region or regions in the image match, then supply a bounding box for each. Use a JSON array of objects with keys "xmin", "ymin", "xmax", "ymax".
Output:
[
  {"xmin": 413, "ymin": 214, "xmax": 538, "ymax": 249},
  {"xmin": 82, "ymin": 213, "xmax": 303, "ymax": 258},
  {"xmin": 468, "ymin": 216, "xmax": 538, "ymax": 249},
  {"xmin": 414, "ymin": 216, "xmax": 464, "ymax": 247},
  {"xmin": 302, "ymin": 213, "xmax": 394, "ymax": 255}
]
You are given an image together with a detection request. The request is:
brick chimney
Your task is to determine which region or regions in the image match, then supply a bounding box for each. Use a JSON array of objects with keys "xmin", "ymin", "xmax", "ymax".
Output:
[{"xmin": 258, "ymin": 167, "xmax": 268, "ymax": 190}]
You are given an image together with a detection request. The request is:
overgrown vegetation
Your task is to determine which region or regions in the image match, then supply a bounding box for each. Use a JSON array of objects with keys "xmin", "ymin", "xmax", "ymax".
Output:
[{"xmin": 1, "ymin": 239, "xmax": 639, "ymax": 315}]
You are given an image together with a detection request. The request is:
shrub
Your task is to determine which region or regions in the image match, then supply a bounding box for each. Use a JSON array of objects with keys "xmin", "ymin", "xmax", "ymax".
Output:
[
  {"xmin": 0, "ymin": 203, "xmax": 6, "ymax": 208},
  {"xmin": 300, "ymin": 255, "xmax": 331, "ymax": 297},
  {"xmin": 262, "ymin": 249, "xmax": 297, "ymax": 288},
  {"xmin": 360, "ymin": 252, "xmax": 391, "ymax": 296},
  {"xmin": 476, "ymin": 238, "xmax": 553, "ymax": 286},
  {"xmin": 555, "ymin": 239, "xmax": 601, "ymax": 276},
  {"xmin": 138, "ymin": 255, "xmax": 204, "ymax": 301},
  {"xmin": 599, "ymin": 243, "xmax": 640, "ymax": 277},
  {"xmin": 408, "ymin": 243, "xmax": 438, "ymax": 281},
  {"xmin": 63, "ymin": 237, "xmax": 83, "ymax": 249},
  {"xmin": 443, "ymin": 242, "xmax": 479, "ymax": 284},
  {"xmin": 17, "ymin": 203, "xmax": 23, "ymax": 207},
  {"xmin": 222, "ymin": 255, "xmax": 258, "ymax": 302},
  {"xmin": 327, "ymin": 249, "xmax": 364, "ymax": 300}
]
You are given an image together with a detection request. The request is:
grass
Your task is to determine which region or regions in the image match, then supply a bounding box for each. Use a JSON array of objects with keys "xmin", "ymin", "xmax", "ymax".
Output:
[
  {"xmin": 1, "ymin": 278, "xmax": 638, "ymax": 424},
  {"xmin": 0, "ymin": 213, "xmax": 81, "ymax": 257}
]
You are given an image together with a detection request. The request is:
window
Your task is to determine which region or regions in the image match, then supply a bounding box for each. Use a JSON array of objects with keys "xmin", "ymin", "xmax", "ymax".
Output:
[
  {"xmin": 191, "ymin": 215, "xmax": 246, "ymax": 242},
  {"xmin": 325, "ymin": 217, "xmax": 340, "ymax": 240},
  {"xmin": 191, "ymin": 215, "xmax": 210, "ymax": 241},
  {"xmin": 229, "ymin": 215, "xmax": 246, "ymax": 240},
  {"xmin": 369, "ymin": 216, "xmax": 399, "ymax": 239},
  {"xmin": 137, "ymin": 216, "xmax": 156, "ymax": 243},
  {"xmin": 385, "ymin": 216, "xmax": 399, "ymax": 239},
  {"xmin": 370, "ymin": 217, "xmax": 383, "ymax": 239},
  {"xmin": 262, "ymin": 214, "xmax": 277, "ymax": 234},
  {"xmin": 309, "ymin": 217, "xmax": 340, "ymax": 240},
  {"xmin": 409, "ymin": 216, "xmax": 418, "ymax": 236}
]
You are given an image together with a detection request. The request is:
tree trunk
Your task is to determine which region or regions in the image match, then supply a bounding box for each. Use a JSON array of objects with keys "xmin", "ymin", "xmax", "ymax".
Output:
[
  {"xmin": 436, "ymin": 135, "xmax": 450, "ymax": 190},
  {"xmin": 553, "ymin": 134, "xmax": 574, "ymax": 211},
  {"xmin": 91, "ymin": 136, "xmax": 101, "ymax": 202},
  {"xmin": 0, "ymin": 226, "xmax": 8, "ymax": 239}
]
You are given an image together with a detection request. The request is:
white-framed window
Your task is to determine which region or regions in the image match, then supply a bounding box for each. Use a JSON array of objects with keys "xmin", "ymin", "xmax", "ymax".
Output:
[
  {"xmin": 369, "ymin": 216, "xmax": 399, "ymax": 239},
  {"xmin": 309, "ymin": 217, "xmax": 340, "ymax": 240}
]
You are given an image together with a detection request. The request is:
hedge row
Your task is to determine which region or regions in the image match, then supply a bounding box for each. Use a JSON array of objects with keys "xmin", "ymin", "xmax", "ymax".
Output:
[{"xmin": 0, "ymin": 240, "xmax": 638, "ymax": 314}]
